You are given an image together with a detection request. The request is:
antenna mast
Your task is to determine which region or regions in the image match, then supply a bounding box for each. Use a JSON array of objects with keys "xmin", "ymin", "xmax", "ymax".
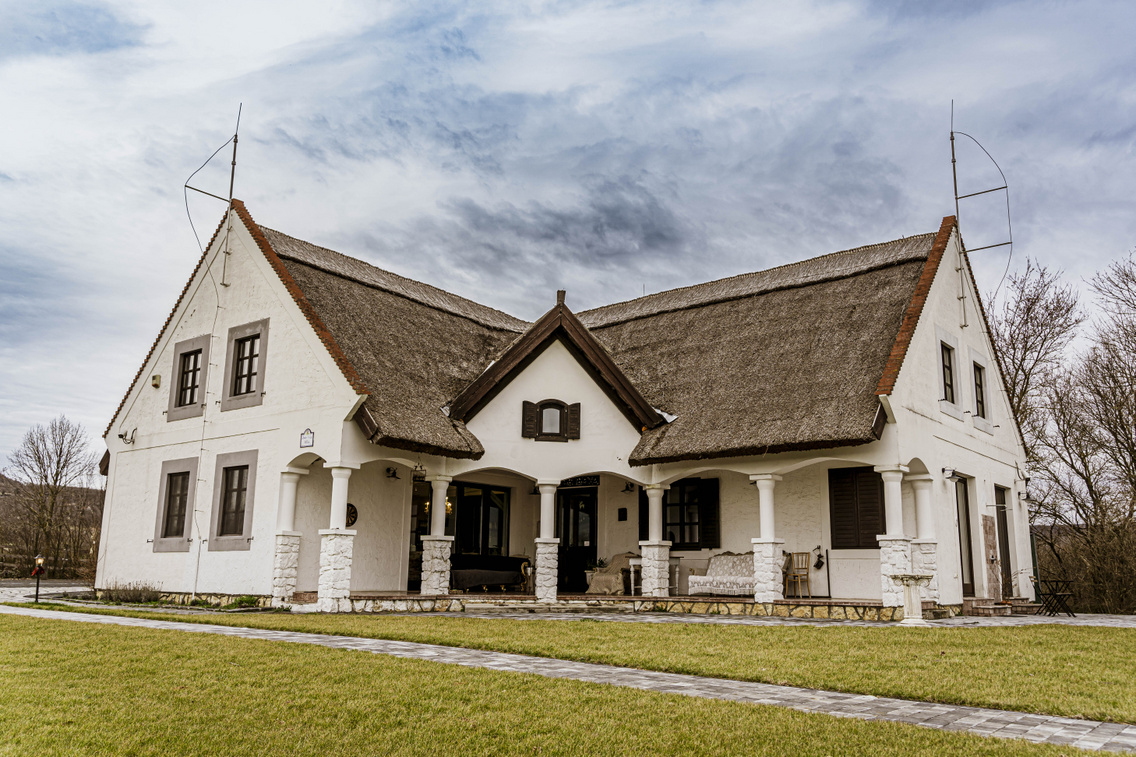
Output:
[{"xmin": 183, "ymin": 104, "xmax": 243, "ymax": 253}]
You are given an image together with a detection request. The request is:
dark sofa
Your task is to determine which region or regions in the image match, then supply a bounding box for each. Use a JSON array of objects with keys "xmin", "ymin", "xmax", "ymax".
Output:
[{"xmin": 450, "ymin": 554, "xmax": 530, "ymax": 591}]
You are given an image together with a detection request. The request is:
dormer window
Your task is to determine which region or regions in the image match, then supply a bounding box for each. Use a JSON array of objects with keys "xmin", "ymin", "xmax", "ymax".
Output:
[{"xmin": 522, "ymin": 400, "xmax": 581, "ymax": 442}]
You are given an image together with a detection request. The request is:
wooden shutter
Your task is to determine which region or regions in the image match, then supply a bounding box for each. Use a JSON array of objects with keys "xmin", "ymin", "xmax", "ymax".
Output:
[
  {"xmin": 829, "ymin": 469, "xmax": 859, "ymax": 549},
  {"xmin": 521, "ymin": 401, "xmax": 538, "ymax": 438},
  {"xmin": 638, "ymin": 486, "xmax": 649, "ymax": 542},
  {"xmin": 566, "ymin": 403, "xmax": 581, "ymax": 439},
  {"xmin": 698, "ymin": 478, "xmax": 720, "ymax": 549},
  {"xmin": 856, "ymin": 470, "xmax": 885, "ymax": 548}
]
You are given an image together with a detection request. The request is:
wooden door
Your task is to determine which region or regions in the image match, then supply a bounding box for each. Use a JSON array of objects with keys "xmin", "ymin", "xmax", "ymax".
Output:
[
  {"xmin": 557, "ymin": 487, "xmax": 597, "ymax": 593},
  {"xmin": 995, "ymin": 487, "xmax": 1013, "ymax": 599},
  {"xmin": 956, "ymin": 479, "xmax": 976, "ymax": 597}
]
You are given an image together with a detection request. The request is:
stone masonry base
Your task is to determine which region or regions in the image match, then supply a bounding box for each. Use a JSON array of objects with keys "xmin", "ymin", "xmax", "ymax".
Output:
[
  {"xmin": 752, "ymin": 538, "xmax": 785, "ymax": 603},
  {"xmin": 535, "ymin": 538, "xmax": 559, "ymax": 603},
  {"xmin": 639, "ymin": 540, "xmax": 671, "ymax": 597},
  {"xmin": 912, "ymin": 539, "xmax": 940, "ymax": 603},
  {"xmin": 420, "ymin": 536, "xmax": 454, "ymax": 596},
  {"xmin": 271, "ymin": 532, "xmax": 301, "ymax": 608},
  {"xmin": 878, "ymin": 536, "xmax": 912, "ymax": 607},
  {"xmin": 318, "ymin": 529, "xmax": 356, "ymax": 613}
]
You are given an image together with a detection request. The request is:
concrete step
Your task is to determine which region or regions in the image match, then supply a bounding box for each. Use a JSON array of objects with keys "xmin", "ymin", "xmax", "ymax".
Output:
[
  {"xmin": 1011, "ymin": 603, "xmax": 1042, "ymax": 614},
  {"xmin": 463, "ymin": 602, "xmax": 633, "ymax": 614},
  {"xmin": 968, "ymin": 604, "xmax": 1013, "ymax": 617}
]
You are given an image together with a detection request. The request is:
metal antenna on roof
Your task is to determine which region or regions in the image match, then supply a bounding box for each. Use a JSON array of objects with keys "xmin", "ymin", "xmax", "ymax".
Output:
[
  {"xmin": 183, "ymin": 104, "xmax": 243, "ymax": 254},
  {"xmin": 950, "ymin": 101, "xmax": 1015, "ymax": 304}
]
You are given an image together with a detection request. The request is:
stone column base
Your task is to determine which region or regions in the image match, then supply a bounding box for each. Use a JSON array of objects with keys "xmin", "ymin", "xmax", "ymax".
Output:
[
  {"xmin": 639, "ymin": 540, "xmax": 672, "ymax": 597},
  {"xmin": 271, "ymin": 531, "xmax": 302, "ymax": 608},
  {"xmin": 912, "ymin": 539, "xmax": 940, "ymax": 603},
  {"xmin": 877, "ymin": 535, "xmax": 912, "ymax": 607},
  {"xmin": 420, "ymin": 535, "xmax": 454, "ymax": 596},
  {"xmin": 535, "ymin": 538, "xmax": 559, "ymax": 603},
  {"xmin": 752, "ymin": 538, "xmax": 785, "ymax": 603},
  {"xmin": 318, "ymin": 529, "xmax": 356, "ymax": 613}
]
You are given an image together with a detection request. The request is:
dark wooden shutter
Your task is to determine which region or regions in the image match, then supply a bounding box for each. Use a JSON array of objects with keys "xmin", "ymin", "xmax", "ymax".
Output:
[
  {"xmin": 856, "ymin": 470, "xmax": 885, "ymax": 548},
  {"xmin": 566, "ymin": 403, "xmax": 581, "ymax": 439},
  {"xmin": 698, "ymin": 478, "xmax": 720, "ymax": 549},
  {"xmin": 829, "ymin": 469, "xmax": 858, "ymax": 549},
  {"xmin": 638, "ymin": 486, "xmax": 648, "ymax": 542},
  {"xmin": 521, "ymin": 401, "xmax": 538, "ymax": 438}
]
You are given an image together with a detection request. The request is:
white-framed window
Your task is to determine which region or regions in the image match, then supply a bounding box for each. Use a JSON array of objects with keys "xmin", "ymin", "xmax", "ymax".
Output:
[
  {"xmin": 221, "ymin": 319, "xmax": 269, "ymax": 411},
  {"xmin": 153, "ymin": 457, "xmax": 198, "ymax": 552},
  {"xmin": 166, "ymin": 335, "xmax": 211, "ymax": 422},
  {"xmin": 208, "ymin": 450, "xmax": 258, "ymax": 550}
]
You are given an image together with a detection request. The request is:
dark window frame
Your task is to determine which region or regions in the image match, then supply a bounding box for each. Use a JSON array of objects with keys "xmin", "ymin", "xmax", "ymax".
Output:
[
  {"xmin": 221, "ymin": 319, "xmax": 269, "ymax": 412},
  {"xmin": 452, "ymin": 481, "xmax": 511, "ymax": 557},
  {"xmin": 537, "ymin": 400, "xmax": 567, "ymax": 442},
  {"xmin": 522, "ymin": 399, "xmax": 581, "ymax": 442},
  {"xmin": 176, "ymin": 350, "xmax": 203, "ymax": 408},
  {"xmin": 828, "ymin": 467, "xmax": 887, "ymax": 550},
  {"xmin": 208, "ymin": 449, "xmax": 258, "ymax": 551},
  {"xmin": 973, "ymin": 362, "xmax": 987, "ymax": 419},
  {"xmin": 639, "ymin": 478, "xmax": 720, "ymax": 550},
  {"xmin": 941, "ymin": 342, "xmax": 956, "ymax": 403},
  {"xmin": 231, "ymin": 335, "xmax": 260, "ymax": 397},
  {"xmin": 153, "ymin": 457, "xmax": 198, "ymax": 552},
  {"xmin": 218, "ymin": 465, "xmax": 249, "ymax": 536},
  {"xmin": 167, "ymin": 335, "xmax": 211, "ymax": 422}
]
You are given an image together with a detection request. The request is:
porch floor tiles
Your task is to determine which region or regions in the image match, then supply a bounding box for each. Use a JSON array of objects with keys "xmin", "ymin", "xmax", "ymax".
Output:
[{"xmin": 3, "ymin": 604, "xmax": 1136, "ymax": 753}]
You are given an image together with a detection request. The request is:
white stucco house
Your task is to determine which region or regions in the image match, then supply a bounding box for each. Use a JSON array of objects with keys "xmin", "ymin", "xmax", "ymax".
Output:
[{"xmin": 96, "ymin": 201, "xmax": 1032, "ymax": 619}]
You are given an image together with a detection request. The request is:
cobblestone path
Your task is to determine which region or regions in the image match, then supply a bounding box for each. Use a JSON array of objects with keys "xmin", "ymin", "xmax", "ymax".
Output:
[{"xmin": 2, "ymin": 604, "xmax": 1135, "ymax": 752}]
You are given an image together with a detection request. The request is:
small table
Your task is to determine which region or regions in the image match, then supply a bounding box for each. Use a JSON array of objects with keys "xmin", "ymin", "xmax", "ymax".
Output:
[{"xmin": 629, "ymin": 556, "xmax": 682, "ymax": 596}]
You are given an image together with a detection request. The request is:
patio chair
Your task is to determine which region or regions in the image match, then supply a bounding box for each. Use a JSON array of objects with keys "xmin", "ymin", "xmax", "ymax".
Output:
[{"xmin": 783, "ymin": 552, "xmax": 811, "ymax": 598}]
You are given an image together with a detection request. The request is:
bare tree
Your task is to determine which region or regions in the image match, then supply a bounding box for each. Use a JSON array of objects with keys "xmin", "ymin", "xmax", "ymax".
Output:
[
  {"xmin": 2, "ymin": 416, "xmax": 102, "ymax": 579},
  {"xmin": 990, "ymin": 259, "xmax": 1083, "ymax": 453}
]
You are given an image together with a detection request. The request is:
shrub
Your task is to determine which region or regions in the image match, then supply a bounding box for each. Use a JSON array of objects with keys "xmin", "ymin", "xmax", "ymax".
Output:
[{"xmin": 100, "ymin": 581, "xmax": 161, "ymax": 604}]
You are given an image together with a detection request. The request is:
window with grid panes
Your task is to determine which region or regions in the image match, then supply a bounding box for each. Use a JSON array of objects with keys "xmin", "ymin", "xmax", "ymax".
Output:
[
  {"xmin": 219, "ymin": 465, "xmax": 249, "ymax": 536},
  {"xmin": 232, "ymin": 335, "xmax": 260, "ymax": 396},
  {"xmin": 176, "ymin": 350, "xmax": 202, "ymax": 408},
  {"xmin": 162, "ymin": 471, "xmax": 190, "ymax": 538},
  {"xmin": 941, "ymin": 342, "xmax": 955, "ymax": 403}
]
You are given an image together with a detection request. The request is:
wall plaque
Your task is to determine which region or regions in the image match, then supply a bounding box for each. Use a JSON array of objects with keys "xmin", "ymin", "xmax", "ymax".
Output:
[{"xmin": 300, "ymin": 428, "xmax": 315, "ymax": 448}]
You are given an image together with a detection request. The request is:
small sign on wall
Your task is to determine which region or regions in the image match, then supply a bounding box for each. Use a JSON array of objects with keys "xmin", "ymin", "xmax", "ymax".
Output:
[{"xmin": 300, "ymin": 428, "xmax": 315, "ymax": 448}]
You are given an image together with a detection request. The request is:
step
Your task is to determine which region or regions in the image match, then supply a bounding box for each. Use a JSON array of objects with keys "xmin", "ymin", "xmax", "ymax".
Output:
[
  {"xmin": 968, "ymin": 604, "xmax": 1013, "ymax": 617},
  {"xmin": 463, "ymin": 602, "xmax": 632, "ymax": 614},
  {"xmin": 1011, "ymin": 603, "xmax": 1042, "ymax": 615}
]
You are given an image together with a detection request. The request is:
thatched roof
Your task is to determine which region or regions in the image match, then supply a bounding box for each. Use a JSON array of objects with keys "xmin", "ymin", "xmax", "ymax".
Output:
[{"xmin": 106, "ymin": 200, "xmax": 954, "ymax": 465}]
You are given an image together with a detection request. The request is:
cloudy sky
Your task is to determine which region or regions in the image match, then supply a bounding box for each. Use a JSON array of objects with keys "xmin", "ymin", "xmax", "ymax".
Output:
[{"xmin": 1, "ymin": 0, "xmax": 1134, "ymax": 463}]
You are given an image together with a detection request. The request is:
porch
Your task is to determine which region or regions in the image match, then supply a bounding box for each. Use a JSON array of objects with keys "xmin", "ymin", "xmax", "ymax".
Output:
[{"xmin": 272, "ymin": 458, "xmax": 957, "ymax": 620}]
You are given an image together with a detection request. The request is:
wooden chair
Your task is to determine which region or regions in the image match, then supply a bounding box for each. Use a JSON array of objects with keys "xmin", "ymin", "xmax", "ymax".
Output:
[{"xmin": 783, "ymin": 552, "xmax": 811, "ymax": 598}]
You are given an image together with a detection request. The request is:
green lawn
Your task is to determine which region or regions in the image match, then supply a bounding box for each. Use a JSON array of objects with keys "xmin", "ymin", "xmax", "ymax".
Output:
[
  {"xmin": 12, "ymin": 602, "xmax": 1136, "ymax": 723},
  {"xmin": 0, "ymin": 614, "xmax": 1087, "ymax": 756}
]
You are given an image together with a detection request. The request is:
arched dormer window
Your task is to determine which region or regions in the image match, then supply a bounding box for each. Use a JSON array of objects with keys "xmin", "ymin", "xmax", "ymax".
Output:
[{"xmin": 522, "ymin": 400, "xmax": 580, "ymax": 442}]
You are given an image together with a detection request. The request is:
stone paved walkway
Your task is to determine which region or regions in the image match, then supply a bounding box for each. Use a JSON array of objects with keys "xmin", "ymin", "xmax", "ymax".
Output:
[{"xmin": 3, "ymin": 604, "xmax": 1135, "ymax": 752}]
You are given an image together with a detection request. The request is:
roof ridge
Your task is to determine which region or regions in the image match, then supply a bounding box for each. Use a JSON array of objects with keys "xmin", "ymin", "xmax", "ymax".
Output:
[
  {"xmin": 578, "ymin": 231, "xmax": 936, "ymax": 327},
  {"xmin": 259, "ymin": 225, "xmax": 529, "ymax": 333}
]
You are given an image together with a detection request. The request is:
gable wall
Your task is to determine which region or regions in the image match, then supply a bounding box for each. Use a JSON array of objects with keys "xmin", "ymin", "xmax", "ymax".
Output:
[
  {"xmin": 888, "ymin": 229, "xmax": 1030, "ymax": 602},
  {"xmin": 97, "ymin": 213, "xmax": 361, "ymax": 596}
]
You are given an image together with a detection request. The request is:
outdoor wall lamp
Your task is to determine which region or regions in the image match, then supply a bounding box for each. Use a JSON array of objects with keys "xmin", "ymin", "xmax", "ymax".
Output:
[
  {"xmin": 385, "ymin": 467, "xmax": 400, "ymax": 480},
  {"xmin": 942, "ymin": 467, "xmax": 959, "ymax": 482}
]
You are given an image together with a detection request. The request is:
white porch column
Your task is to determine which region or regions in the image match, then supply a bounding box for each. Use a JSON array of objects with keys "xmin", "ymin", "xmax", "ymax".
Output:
[
  {"xmin": 749, "ymin": 475, "xmax": 784, "ymax": 603},
  {"xmin": 420, "ymin": 475, "xmax": 454, "ymax": 596},
  {"xmin": 319, "ymin": 465, "xmax": 356, "ymax": 612},
  {"xmin": 639, "ymin": 484, "xmax": 671, "ymax": 597},
  {"xmin": 875, "ymin": 465, "xmax": 911, "ymax": 609},
  {"xmin": 271, "ymin": 467, "xmax": 307, "ymax": 608},
  {"xmin": 535, "ymin": 481, "xmax": 560, "ymax": 602},
  {"xmin": 908, "ymin": 473, "xmax": 940, "ymax": 603}
]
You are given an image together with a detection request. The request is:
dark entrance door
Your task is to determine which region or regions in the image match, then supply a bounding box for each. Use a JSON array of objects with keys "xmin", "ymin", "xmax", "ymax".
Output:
[
  {"xmin": 956, "ymin": 478, "xmax": 976, "ymax": 597},
  {"xmin": 557, "ymin": 487, "xmax": 597, "ymax": 593},
  {"xmin": 995, "ymin": 486, "xmax": 1013, "ymax": 599}
]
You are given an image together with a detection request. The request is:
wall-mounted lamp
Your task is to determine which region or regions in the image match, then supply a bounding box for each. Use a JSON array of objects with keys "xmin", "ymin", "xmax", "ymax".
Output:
[
  {"xmin": 117, "ymin": 429, "xmax": 136, "ymax": 445},
  {"xmin": 385, "ymin": 467, "xmax": 400, "ymax": 480},
  {"xmin": 942, "ymin": 467, "xmax": 959, "ymax": 482},
  {"xmin": 411, "ymin": 463, "xmax": 426, "ymax": 482},
  {"xmin": 621, "ymin": 483, "xmax": 636, "ymax": 494}
]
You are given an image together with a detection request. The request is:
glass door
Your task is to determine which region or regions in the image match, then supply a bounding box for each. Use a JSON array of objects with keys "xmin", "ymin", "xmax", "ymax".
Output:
[
  {"xmin": 956, "ymin": 478, "xmax": 976, "ymax": 597},
  {"xmin": 557, "ymin": 487, "xmax": 597, "ymax": 592},
  {"xmin": 995, "ymin": 486, "xmax": 1013, "ymax": 599}
]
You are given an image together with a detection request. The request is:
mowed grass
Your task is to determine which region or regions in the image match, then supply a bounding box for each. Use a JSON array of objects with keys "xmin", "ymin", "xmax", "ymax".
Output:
[
  {"xmin": 0, "ymin": 614, "xmax": 1088, "ymax": 756},
  {"xmin": 12, "ymin": 602, "xmax": 1136, "ymax": 723}
]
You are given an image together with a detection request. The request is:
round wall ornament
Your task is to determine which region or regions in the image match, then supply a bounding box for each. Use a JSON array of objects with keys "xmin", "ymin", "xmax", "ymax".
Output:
[{"xmin": 346, "ymin": 503, "xmax": 358, "ymax": 528}]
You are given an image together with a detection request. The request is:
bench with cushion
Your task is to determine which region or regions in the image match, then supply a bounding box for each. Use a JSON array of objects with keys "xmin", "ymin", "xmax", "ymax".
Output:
[
  {"xmin": 450, "ymin": 554, "xmax": 530, "ymax": 592},
  {"xmin": 687, "ymin": 551, "xmax": 755, "ymax": 596}
]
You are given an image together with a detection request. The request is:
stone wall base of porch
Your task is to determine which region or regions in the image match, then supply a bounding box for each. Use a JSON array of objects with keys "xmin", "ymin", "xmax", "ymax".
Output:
[
  {"xmin": 271, "ymin": 531, "xmax": 302, "ymax": 608},
  {"xmin": 535, "ymin": 538, "xmax": 559, "ymax": 603},
  {"xmin": 639, "ymin": 540, "xmax": 671, "ymax": 597},
  {"xmin": 419, "ymin": 536, "xmax": 454, "ymax": 596},
  {"xmin": 877, "ymin": 535, "xmax": 912, "ymax": 607},
  {"xmin": 751, "ymin": 538, "xmax": 785, "ymax": 603},
  {"xmin": 317, "ymin": 529, "xmax": 356, "ymax": 613},
  {"xmin": 911, "ymin": 539, "xmax": 940, "ymax": 603}
]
